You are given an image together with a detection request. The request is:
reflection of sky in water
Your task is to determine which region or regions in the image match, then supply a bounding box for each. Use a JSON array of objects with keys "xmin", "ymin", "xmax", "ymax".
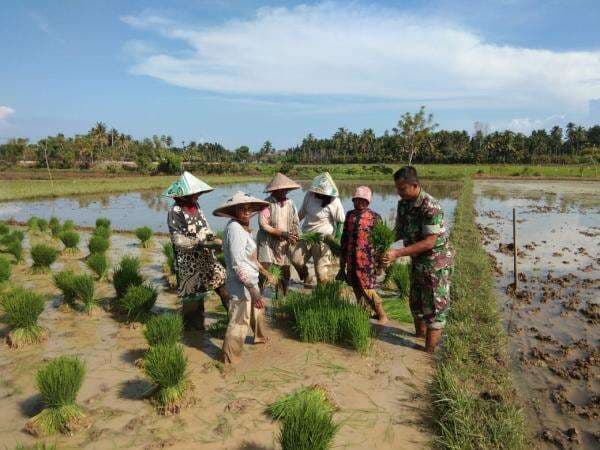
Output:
[{"xmin": 0, "ymin": 181, "xmax": 459, "ymax": 233}]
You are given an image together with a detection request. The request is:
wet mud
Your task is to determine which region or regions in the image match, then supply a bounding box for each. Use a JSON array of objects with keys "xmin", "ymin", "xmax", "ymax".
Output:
[
  {"xmin": 0, "ymin": 230, "xmax": 433, "ymax": 449},
  {"xmin": 475, "ymin": 180, "xmax": 600, "ymax": 449}
]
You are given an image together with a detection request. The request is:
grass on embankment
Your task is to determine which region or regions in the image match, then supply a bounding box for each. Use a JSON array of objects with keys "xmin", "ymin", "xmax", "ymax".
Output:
[{"xmin": 432, "ymin": 178, "xmax": 527, "ymax": 449}]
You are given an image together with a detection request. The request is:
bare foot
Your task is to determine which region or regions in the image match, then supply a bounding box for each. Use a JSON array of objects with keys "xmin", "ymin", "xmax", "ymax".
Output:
[{"xmin": 253, "ymin": 336, "xmax": 270, "ymax": 345}]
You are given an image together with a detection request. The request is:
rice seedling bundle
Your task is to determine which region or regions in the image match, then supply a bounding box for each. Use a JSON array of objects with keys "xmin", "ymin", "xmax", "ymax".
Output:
[
  {"xmin": 25, "ymin": 356, "xmax": 88, "ymax": 436},
  {"xmin": 268, "ymin": 386, "xmax": 339, "ymax": 450},
  {"xmin": 86, "ymin": 253, "xmax": 108, "ymax": 280},
  {"xmin": 95, "ymin": 217, "xmax": 111, "ymax": 229},
  {"xmin": 92, "ymin": 225, "xmax": 110, "ymax": 239},
  {"xmin": 59, "ymin": 230, "xmax": 80, "ymax": 252},
  {"xmin": 49, "ymin": 217, "xmax": 61, "ymax": 237},
  {"xmin": 0, "ymin": 255, "xmax": 11, "ymax": 281},
  {"xmin": 299, "ymin": 232, "xmax": 322, "ymax": 245},
  {"xmin": 62, "ymin": 220, "xmax": 75, "ymax": 232},
  {"xmin": 36, "ymin": 218, "xmax": 49, "ymax": 233},
  {"xmin": 117, "ymin": 284, "xmax": 157, "ymax": 322},
  {"xmin": 144, "ymin": 313, "xmax": 183, "ymax": 347},
  {"xmin": 53, "ymin": 270, "xmax": 77, "ymax": 306},
  {"xmin": 0, "ymin": 221, "xmax": 9, "ymax": 235},
  {"xmin": 112, "ymin": 255, "xmax": 143, "ymax": 298},
  {"xmin": 325, "ymin": 236, "xmax": 342, "ymax": 257},
  {"xmin": 162, "ymin": 242, "xmax": 176, "ymax": 273},
  {"xmin": 88, "ymin": 235, "xmax": 109, "ymax": 254},
  {"xmin": 266, "ymin": 265, "xmax": 282, "ymax": 287},
  {"xmin": 72, "ymin": 274, "xmax": 96, "ymax": 313},
  {"xmin": 390, "ymin": 262, "xmax": 411, "ymax": 300},
  {"xmin": 206, "ymin": 316, "xmax": 228, "ymax": 338},
  {"xmin": 135, "ymin": 226, "xmax": 153, "ymax": 248},
  {"xmin": 2, "ymin": 229, "xmax": 25, "ymax": 244},
  {"xmin": 27, "ymin": 217, "xmax": 39, "ymax": 231},
  {"xmin": 5, "ymin": 240, "xmax": 23, "ymax": 263},
  {"xmin": 144, "ymin": 343, "xmax": 189, "ymax": 413},
  {"xmin": 370, "ymin": 220, "xmax": 396, "ymax": 257},
  {"xmin": 14, "ymin": 442, "xmax": 57, "ymax": 449},
  {"xmin": 0, "ymin": 288, "xmax": 46, "ymax": 348},
  {"xmin": 30, "ymin": 244, "xmax": 59, "ymax": 271}
]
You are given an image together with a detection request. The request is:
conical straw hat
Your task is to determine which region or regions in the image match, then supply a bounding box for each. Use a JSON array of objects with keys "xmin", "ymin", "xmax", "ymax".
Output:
[
  {"xmin": 308, "ymin": 172, "xmax": 339, "ymax": 197},
  {"xmin": 162, "ymin": 171, "xmax": 214, "ymax": 198},
  {"xmin": 264, "ymin": 172, "xmax": 301, "ymax": 193},
  {"xmin": 212, "ymin": 191, "xmax": 269, "ymax": 220}
]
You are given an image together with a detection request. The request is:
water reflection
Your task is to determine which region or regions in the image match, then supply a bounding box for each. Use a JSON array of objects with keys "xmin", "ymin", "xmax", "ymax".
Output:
[{"xmin": 0, "ymin": 180, "xmax": 460, "ymax": 233}]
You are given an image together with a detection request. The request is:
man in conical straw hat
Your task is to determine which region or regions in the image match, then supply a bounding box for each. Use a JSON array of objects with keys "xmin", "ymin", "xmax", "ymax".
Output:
[
  {"xmin": 257, "ymin": 173, "xmax": 301, "ymax": 296},
  {"xmin": 291, "ymin": 172, "xmax": 345, "ymax": 285},
  {"xmin": 164, "ymin": 171, "xmax": 230, "ymax": 330},
  {"xmin": 213, "ymin": 191, "xmax": 275, "ymax": 364}
]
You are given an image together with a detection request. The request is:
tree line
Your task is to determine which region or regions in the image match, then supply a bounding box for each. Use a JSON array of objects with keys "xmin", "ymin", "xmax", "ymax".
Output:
[{"xmin": 1, "ymin": 107, "xmax": 598, "ymax": 174}]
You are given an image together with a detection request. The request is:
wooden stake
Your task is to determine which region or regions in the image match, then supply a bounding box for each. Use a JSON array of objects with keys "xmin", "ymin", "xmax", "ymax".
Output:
[{"xmin": 513, "ymin": 208, "xmax": 518, "ymax": 291}]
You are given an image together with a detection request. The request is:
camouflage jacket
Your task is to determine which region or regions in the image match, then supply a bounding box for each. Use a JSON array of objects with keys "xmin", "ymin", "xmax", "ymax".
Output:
[{"xmin": 395, "ymin": 188, "xmax": 454, "ymax": 271}]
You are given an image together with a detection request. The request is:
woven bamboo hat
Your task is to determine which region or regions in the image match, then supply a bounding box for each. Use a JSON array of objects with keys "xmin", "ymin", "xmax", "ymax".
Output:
[
  {"xmin": 309, "ymin": 172, "xmax": 339, "ymax": 197},
  {"xmin": 264, "ymin": 172, "xmax": 301, "ymax": 193},
  {"xmin": 212, "ymin": 191, "xmax": 269, "ymax": 220},
  {"xmin": 162, "ymin": 171, "xmax": 214, "ymax": 198}
]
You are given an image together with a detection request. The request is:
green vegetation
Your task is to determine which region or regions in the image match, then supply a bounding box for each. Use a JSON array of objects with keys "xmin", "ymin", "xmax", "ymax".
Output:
[
  {"xmin": 1, "ymin": 230, "xmax": 24, "ymax": 263},
  {"xmin": 72, "ymin": 274, "xmax": 96, "ymax": 313},
  {"xmin": 268, "ymin": 386, "xmax": 339, "ymax": 450},
  {"xmin": 0, "ymin": 288, "xmax": 46, "ymax": 348},
  {"xmin": 27, "ymin": 217, "xmax": 39, "ymax": 231},
  {"xmin": 0, "ymin": 255, "xmax": 11, "ymax": 281},
  {"xmin": 266, "ymin": 265, "xmax": 282, "ymax": 287},
  {"xmin": 112, "ymin": 255, "xmax": 143, "ymax": 298},
  {"xmin": 382, "ymin": 297, "xmax": 412, "ymax": 324},
  {"xmin": 135, "ymin": 226, "xmax": 153, "ymax": 248},
  {"xmin": 49, "ymin": 216, "xmax": 62, "ymax": 237},
  {"xmin": 432, "ymin": 179, "xmax": 526, "ymax": 449},
  {"xmin": 14, "ymin": 443, "xmax": 57, "ymax": 450},
  {"xmin": 88, "ymin": 234, "xmax": 109, "ymax": 254},
  {"xmin": 36, "ymin": 218, "xmax": 49, "ymax": 233},
  {"xmin": 163, "ymin": 242, "xmax": 175, "ymax": 273},
  {"xmin": 92, "ymin": 225, "xmax": 111, "ymax": 239},
  {"xmin": 25, "ymin": 356, "xmax": 87, "ymax": 437},
  {"xmin": 144, "ymin": 313, "xmax": 183, "ymax": 347},
  {"xmin": 388, "ymin": 262, "xmax": 410, "ymax": 299},
  {"xmin": 30, "ymin": 244, "xmax": 59, "ymax": 272},
  {"xmin": 86, "ymin": 253, "xmax": 109, "ymax": 280},
  {"xmin": 53, "ymin": 270, "xmax": 77, "ymax": 306},
  {"xmin": 0, "ymin": 221, "xmax": 9, "ymax": 235},
  {"xmin": 144, "ymin": 343, "xmax": 189, "ymax": 413},
  {"xmin": 206, "ymin": 316, "xmax": 228, "ymax": 338},
  {"xmin": 62, "ymin": 220, "xmax": 75, "ymax": 232},
  {"xmin": 116, "ymin": 284, "xmax": 157, "ymax": 322},
  {"xmin": 370, "ymin": 220, "xmax": 395, "ymax": 258},
  {"xmin": 58, "ymin": 230, "xmax": 80, "ymax": 252},
  {"xmin": 299, "ymin": 232, "xmax": 322, "ymax": 245},
  {"xmin": 95, "ymin": 217, "xmax": 111, "ymax": 229},
  {"xmin": 278, "ymin": 282, "xmax": 371, "ymax": 353}
]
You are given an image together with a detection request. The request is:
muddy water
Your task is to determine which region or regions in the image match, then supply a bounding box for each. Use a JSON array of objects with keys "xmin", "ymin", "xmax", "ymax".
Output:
[
  {"xmin": 0, "ymin": 229, "xmax": 434, "ymax": 449},
  {"xmin": 0, "ymin": 181, "xmax": 460, "ymax": 233},
  {"xmin": 475, "ymin": 180, "xmax": 600, "ymax": 449}
]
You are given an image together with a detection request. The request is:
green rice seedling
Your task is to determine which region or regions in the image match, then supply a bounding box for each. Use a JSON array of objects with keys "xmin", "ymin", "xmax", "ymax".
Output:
[
  {"xmin": 86, "ymin": 253, "xmax": 108, "ymax": 280},
  {"xmin": 53, "ymin": 270, "xmax": 77, "ymax": 306},
  {"xmin": 0, "ymin": 288, "xmax": 46, "ymax": 348},
  {"xmin": 25, "ymin": 356, "xmax": 88, "ymax": 436},
  {"xmin": 59, "ymin": 230, "xmax": 80, "ymax": 252},
  {"xmin": 62, "ymin": 220, "xmax": 75, "ymax": 232},
  {"xmin": 267, "ymin": 385, "xmax": 336, "ymax": 420},
  {"xmin": 88, "ymin": 235, "xmax": 109, "ymax": 255},
  {"xmin": 268, "ymin": 386, "xmax": 339, "ymax": 450},
  {"xmin": 266, "ymin": 265, "xmax": 282, "ymax": 287},
  {"xmin": 117, "ymin": 284, "xmax": 157, "ymax": 322},
  {"xmin": 92, "ymin": 225, "xmax": 110, "ymax": 239},
  {"xmin": 27, "ymin": 217, "xmax": 40, "ymax": 232},
  {"xmin": 390, "ymin": 262, "xmax": 410, "ymax": 300},
  {"xmin": 382, "ymin": 297, "xmax": 412, "ymax": 324},
  {"xmin": 14, "ymin": 442, "xmax": 57, "ymax": 450},
  {"xmin": 95, "ymin": 217, "xmax": 111, "ymax": 229},
  {"xmin": 112, "ymin": 255, "xmax": 143, "ymax": 298},
  {"xmin": 0, "ymin": 221, "xmax": 9, "ymax": 235},
  {"xmin": 73, "ymin": 274, "xmax": 96, "ymax": 313},
  {"xmin": 324, "ymin": 235, "xmax": 341, "ymax": 256},
  {"xmin": 299, "ymin": 231, "xmax": 322, "ymax": 245},
  {"xmin": 30, "ymin": 244, "xmax": 59, "ymax": 272},
  {"xmin": 135, "ymin": 226, "xmax": 153, "ymax": 248},
  {"xmin": 144, "ymin": 313, "xmax": 183, "ymax": 347},
  {"xmin": 144, "ymin": 343, "xmax": 190, "ymax": 414},
  {"xmin": 370, "ymin": 220, "xmax": 396, "ymax": 258},
  {"xmin": 3, "ymin": 229, "xmax": 25, "ymax": 243},
  {"xmin": 206, "ymin": 316, "xmax": 228, "ymax": 338},
  {"xmin": 36, "ymin": 218, "xmax": 49, "ymax": 233},
  {"xmin": 0, "ymin": 255, "xmax": 11, "ymax": 281},
  {"xmin": 162, "ymin": 242, "xmax": 176, "ymax": 274},
  {"xmin": 6, "ymin": 240, "xmax": 23, "ymax": 263},
  {"xmin": 49, "ymin": 216, "xmax": 61, "ymax": 237}
]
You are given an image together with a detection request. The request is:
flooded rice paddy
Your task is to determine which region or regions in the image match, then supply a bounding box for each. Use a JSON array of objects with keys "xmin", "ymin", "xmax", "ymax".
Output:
[
  {"xmin": 475, "ymin": 180, "xmax": 600, "ymax": 449},
  {"xmin": 0, "ymin": 181, "xmax": 460, "ymax": 233}
]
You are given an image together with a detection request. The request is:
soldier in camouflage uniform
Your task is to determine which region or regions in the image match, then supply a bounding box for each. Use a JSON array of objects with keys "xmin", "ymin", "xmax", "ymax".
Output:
[{"xmin": 384, "ymin": 166, "xmax": 453, "ymax": 353}]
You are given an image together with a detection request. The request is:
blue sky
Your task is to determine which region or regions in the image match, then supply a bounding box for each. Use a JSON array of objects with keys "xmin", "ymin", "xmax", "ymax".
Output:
[{"xmin": 1, "ymin": 0, "xmax": 599, "ymax": 149}]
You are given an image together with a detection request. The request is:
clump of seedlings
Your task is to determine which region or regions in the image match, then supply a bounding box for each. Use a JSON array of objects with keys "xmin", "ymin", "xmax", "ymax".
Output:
[
  {"xmin": 116, "ymin": 284, "xmax": 157, "ymax": 322},
  {"xmin": 135, "ymin": 226, "xmax": 153, "ymax": 248},
  {"xmin": 144, "ymin": 313, "xmax": 183, "ymax": 347},
  {"xmin": 1, "ymin": 231, "xmax": 24, "ymax": 263},
  {"xmin": 279, "ymin": 282, "xmax": 371, "ymax": 353},
  {"xmin": 86, "ymin": 253, "xmax": 109, "ymax": 280},
  {"xmin": 206, "ymin": 316, "xmax": 229, "ymax": 338},
  {"xmin": 59, "ymin": 230, "xmax": 80, "ymax": 253},
  {"xmin": 0, "ymin": 221, "xmax": 9, "ymax": 235},
  {"xmin": 390, "ymin": 262, "xmax": 410, "ymax": 299},
  {"xmin": 299, "ymin": 232, "xmax": 322, "ymax": 245},
  {"xmin": 266, "ymin": 265, "xmax": 283, "ymax": 287},
  {"xmin": 62, "ymin": 220, "xmax": 75, "ymax": 232},
  {"xmin": 72, "ymin": 274, "xmax": 97, "ymax": 313},
  {"xmin": 112, "ymin": 255, "xmax": 143, "ymax": 298},
  {"xmin": 53, "ymin": 270, "xmax": 77, "ymax": 307},
  {"xmin": 268, "ymin": 386, "xmax": 339, "ymax": 450},
  {"xmin": 144, "ymin": 343, "xmax": 191, "ymax": 414},
  {"xmin": 88, "ymin": 235, "xmax": 109, "ymax": 255},
  {"xmin": 370, "ymin": 220, "xmax": 396, "ymax": 263},
  {"xmin": 162, "ymin": 242, "xmax": 177, "ymax": 289},
  {"xmin": 92, "ymin": 225, "xmax": 110, "ymax": 240},
  {"xmin": 49, "ymin": 216, "xmax": 62, "ymax": 237},
  {"xmin": 36, "ymin": 218, "xmax": 49, "ymax": 233},
  {"xmin": 0, "ymin": 288, "xmax": 47, "ymax": 348},
  {"xmin": 30, "ymin": 244, "xmax": 59, "ymax": 272},
  {"xmin": 0, "ymin": 255, "xmax": 11, "ymax": 282},
  {"xmin": 25, "ymin": 356, "xmax": 89, "ymax": 437},
  {"xmin": 27, "ymin": 217, "xmax": 40, "ymax": 232},
  {"xmin": 95, "ymin": 218, "xmax": 111, "ymax": 229}
]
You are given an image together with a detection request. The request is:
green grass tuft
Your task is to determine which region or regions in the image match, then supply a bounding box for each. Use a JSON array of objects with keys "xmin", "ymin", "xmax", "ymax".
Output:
[
  {"xmin": 299, "ymin": 231, "xmax": 322, "ymax": 245},
  {"xmin": 53, "ymin": 270, "xmax": 77, "ymax": 306},
  {"xmin": 59, "ymin": 230, "xmax": 80, "ymax": 251},
  {"xmin": 88, "ymin": 235, "xmax": 109, "ymax": 254},
  {"xmin": 95, "ymin": 217, "xmax": 111, "ymax": 228},
  {"xmin": 86, "ymin": 253, "xmax": 109, "ymax": 280},
  {"xmin": 370, "ymin": 220, "xmax": 396, "ymax": 257},
  {"xmin": 206, "ymin": 316, "xmax": 228, "ymax": 338},
  {"xmin": 72, "ymin": 274, "xmax": 96, "ymax": 313},
  {"xmin": 266, "ymin": 265, "xmax": 282, "ymax": 287},
  {"xmin": 36, "ymin": 218, "xmax": 49, "ymax": 233},
  {"xmin": 388, "ymin": 262, "xmax": 410, "ymax": 299},
  {"xmin": 92, "ymin": 225, "xmax": 111, "ymax": 239},
  {"xmin": 162, "ymin": 242, "xmax": 176, "ymax": 273},
  {"xmin": 0, "ymin": 288, "xmax": 46, "ymax": 348},
  {"xmin": 144, "ymin": 313, "xmax": 183, "ymax": 347},
  {"xmin": 112, "ymin": 255, "xmax": 143, "ymax": 298},
  {"xmin": 0, "ymin": 221, "xmax": 9, "ymax": 235},
  {"xmin": 382, "ymin": 297, "xmax": 412, "ymax": 323},
  {"xmin": 116, "ymin": 284, "xmax": 157, "ymax": 322},
  {"xmin": 61, "ymin": 220, "xmax": 75, "ymax": 232},
  {"xmin": 27, "ymin": 217, "xmax": 39, "ymax": 231},
  {"xmin": 0, "ymin": 255, "xmax": 11, "ymax": 281},
  {"xmin": 144, "ymin": 344, "xmax": 189, "ymax": 412},
  {"xmin": 135, "ymin": 226, "xmax": 153, "ymax": 248},
  {"xmin": 49, "ymin": 216, "xmax": 61, "ymax": 237},
  {"xmin": 30, "ymin": 244, "xmax": 59, "ymax": 271}
]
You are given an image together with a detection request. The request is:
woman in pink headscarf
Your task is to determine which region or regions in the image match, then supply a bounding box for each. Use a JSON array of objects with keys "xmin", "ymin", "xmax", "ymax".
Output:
[{"xmin": 336, "ymin": 186, "xmax": 388, "ymax": 324}]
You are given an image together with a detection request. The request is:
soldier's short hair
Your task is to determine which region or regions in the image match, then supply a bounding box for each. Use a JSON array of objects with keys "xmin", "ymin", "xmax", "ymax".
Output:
[{"xmin": 393, "ymin": 166, "xmax": 420, "ymax": 184}]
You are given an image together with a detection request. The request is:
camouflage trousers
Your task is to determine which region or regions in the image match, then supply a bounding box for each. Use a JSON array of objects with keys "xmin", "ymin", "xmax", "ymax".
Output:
[{"xmin": 409, "ymin": 265, "xmax": 453, "ymax": 329}]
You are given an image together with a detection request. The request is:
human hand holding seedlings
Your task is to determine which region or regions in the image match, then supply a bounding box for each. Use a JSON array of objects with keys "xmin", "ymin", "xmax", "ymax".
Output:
[{"xmin": 384, "ymin": 234, "xmax": 438, "ymax": 265}]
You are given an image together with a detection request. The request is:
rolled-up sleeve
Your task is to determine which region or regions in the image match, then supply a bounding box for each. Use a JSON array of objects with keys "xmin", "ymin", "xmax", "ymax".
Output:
[{"xmin": 422, "ymin": 208, "xmax": 443, "ymax": 236}]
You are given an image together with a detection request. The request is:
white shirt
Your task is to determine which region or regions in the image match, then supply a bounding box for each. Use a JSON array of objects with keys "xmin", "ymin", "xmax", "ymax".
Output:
[
  {"xmin": 299, "ymin": 192, "xmax": 345, "ymax": 235},
  {"xmin": 223, "ymin": 220, "xmax": 259, "ymax": 300}
]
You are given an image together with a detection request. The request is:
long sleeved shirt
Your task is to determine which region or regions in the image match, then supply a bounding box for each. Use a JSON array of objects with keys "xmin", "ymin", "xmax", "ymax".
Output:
[{"xmin": 223, "ymin": 220, "xmax": 260, "ymax": 300}]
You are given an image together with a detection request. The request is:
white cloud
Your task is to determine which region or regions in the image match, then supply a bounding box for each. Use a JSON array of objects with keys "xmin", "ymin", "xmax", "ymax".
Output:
[
  {"xmin": 0, "ymin": 106, "xmax": 15, "ymax": 121},
  {"xmin": 505, "ymin": 115, "xmax": 567, "ymax": 134},
  {"xmin": 121, "ymin": 2, "xmax": 600, "ymax": 112}
]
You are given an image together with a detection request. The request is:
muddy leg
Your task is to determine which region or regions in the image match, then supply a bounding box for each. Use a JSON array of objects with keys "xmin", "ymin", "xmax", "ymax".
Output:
[
  {"xmin": 281, "ymin": 265, "xmax": 291, "ymax": 297},
  {"xmin": 413, "ymin": 317, "xmax": 426, "ymax": 338},
  {"xmin": 182, "ymin": 296, "xmax": 205, "ymax": 330},
  {"xmin": 222, "ymin": 297, "xmax": 251, "ymax": 364},
  {"xmin": 425, "ymin": 328, "xmax": 443, "ymax": 353},
  {"xmin": 215, "ymin": 285, "xmax": 231, "ymax": 312},
  {"xmin": 250, "ymin": 303, "xmax": 268, "ymax": 344}
]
